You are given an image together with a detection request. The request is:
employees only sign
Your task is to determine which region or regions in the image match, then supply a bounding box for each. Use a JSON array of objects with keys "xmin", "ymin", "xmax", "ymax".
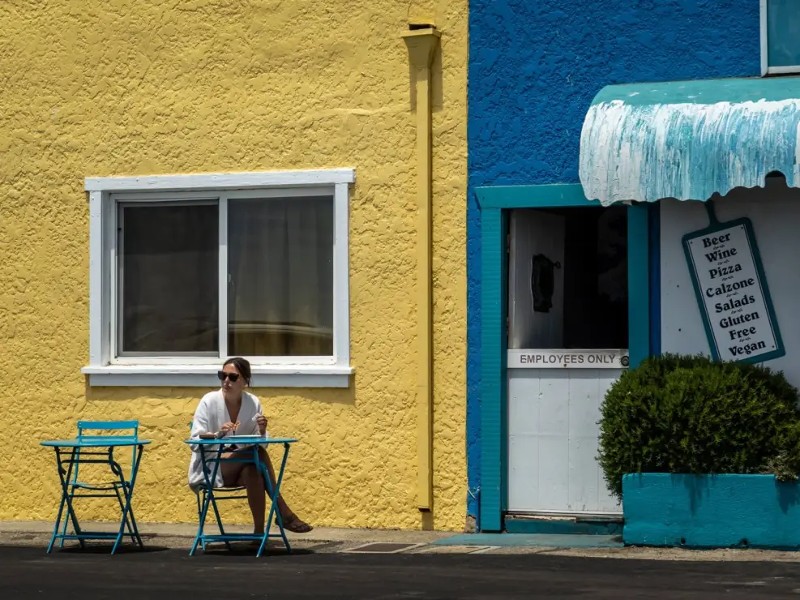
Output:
[
  {"xmin": 683, "ymin": 219, "xmax": 784, "ymax": 363},
  {"xmin": 507, "ymin": 349, "xmax": 629, "ymax": 369}
]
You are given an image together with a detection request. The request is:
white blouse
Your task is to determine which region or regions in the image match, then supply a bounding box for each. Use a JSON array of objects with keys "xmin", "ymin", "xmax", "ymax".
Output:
[{"xmin": 187, "ymin": 389, "xmax": 266, "ymax": 489}]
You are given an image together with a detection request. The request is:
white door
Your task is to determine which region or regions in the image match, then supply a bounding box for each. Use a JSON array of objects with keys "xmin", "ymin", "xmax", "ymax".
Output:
[
  {"xmin": 506, "ymin": 207, "xmax": 626, "ymax": 516},
  {"xmin": 507, "ymin": 367, "xmax": 622, "ymax": 514}
]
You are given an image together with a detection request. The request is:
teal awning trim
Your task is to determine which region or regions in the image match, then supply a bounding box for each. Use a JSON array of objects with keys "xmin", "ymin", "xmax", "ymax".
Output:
[{"xmin": 579, "ymin": 77, "xmax": 800, "ymax": 205}]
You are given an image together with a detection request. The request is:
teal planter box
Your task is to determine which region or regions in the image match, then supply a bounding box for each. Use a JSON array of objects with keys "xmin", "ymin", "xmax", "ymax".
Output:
[{"xmin": 623, "ymin": 473, "xmax": 800, "ymax": 549}]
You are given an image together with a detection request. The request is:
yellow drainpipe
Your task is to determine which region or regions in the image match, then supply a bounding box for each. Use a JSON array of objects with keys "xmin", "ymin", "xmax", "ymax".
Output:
[{"xmin": 402, "ymin": 24, "xmax": 440, "ymax": 516}]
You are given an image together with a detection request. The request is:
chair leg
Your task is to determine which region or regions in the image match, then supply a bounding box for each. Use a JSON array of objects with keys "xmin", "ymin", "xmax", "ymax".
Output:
[
  {"xmin": 58, "ymin": 498, "xmax": 70, "ymax": 549},
  {"xmin": 191, "ymin": 488, "xmax": 214, "ymax": 556},
  {"xmin": 208, "ymin": 494, "xmax": 233, "ymax": 551},
  {"xmin": 195, "ymin": 492, "xmax": 206, "ymax": 552},
  {"xmin": 60, "ymin": 490, "xmax": 85, "ymax": 549},
  {"xmin": 114, "ymin": 487, "xmax": 135, "ymax": 544},
  {"xmin": 125, "ymin": 506, "xmax": 143, "ymax": 547},
  {"xmin": 115, "ymin": 486, "xmax": 143, "ymax": 547}
]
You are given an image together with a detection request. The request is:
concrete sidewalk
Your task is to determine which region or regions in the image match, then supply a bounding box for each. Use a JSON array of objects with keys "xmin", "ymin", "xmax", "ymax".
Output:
[{"xmin": 3, "ymin": 520, "xmax": 800, "ymax": 561}]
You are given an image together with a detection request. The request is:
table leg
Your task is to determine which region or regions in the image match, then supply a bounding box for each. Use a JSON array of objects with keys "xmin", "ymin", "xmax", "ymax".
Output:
[
  {"xmin": 111, "ymin": 443, "xmax": 144, "ymax": 554},
  {"xmin": 47, "ymin": 447, "xmax": 72, "ymax": 553},
  {"xmin": 123, "ymin": 495, "xmax": 144, "ymax": 547},
  {"xmin": 257, "ymin": 442, "xmax": 292, "ymax": 557},
  {"xmin": 110, "ymin": 475, "xmax": 142, "ymax": 547},
  {"xmin": 50, "ymin": 448, "xmax": 85, "ymax": 552},
  {"xmin": 190, "ymin": 445, "xmax": 224, "ymax": 556},
  {"xmin": 189, "ymin": 488, "xmax": 211, "ymax": 557},
  {"xmin": 60, "ymin": 447, "xmax": 79, "ymax": 549},
  {"xmin": 109, "ymin": 450, "xmax": 144, "ymax": 548}
]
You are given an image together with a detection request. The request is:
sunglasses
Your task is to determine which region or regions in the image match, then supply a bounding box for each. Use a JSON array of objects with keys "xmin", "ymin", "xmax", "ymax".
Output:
[{"xmin": 217, "ymin": 371, "xmax": 240, "ymax": 382}]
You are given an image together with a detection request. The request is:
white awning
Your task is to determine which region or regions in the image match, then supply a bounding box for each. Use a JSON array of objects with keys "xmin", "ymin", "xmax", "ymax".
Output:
[{"xmin": 579, "ymin": 77, "xmax": 800, "ymax": 205}]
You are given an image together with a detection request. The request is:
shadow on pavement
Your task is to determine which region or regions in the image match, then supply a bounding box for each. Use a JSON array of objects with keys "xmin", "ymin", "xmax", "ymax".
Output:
[
  {"xmin": 54, "ymin": 544, "xmax": 172, "ymax": 555},
  {"xmin": 198, "ymin": 546, "xmax": 315, "ymax": 557}
]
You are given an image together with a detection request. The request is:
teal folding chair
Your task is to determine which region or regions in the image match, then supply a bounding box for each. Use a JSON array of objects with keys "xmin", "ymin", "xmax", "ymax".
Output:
[
  {"xmin": 58, "ymin": 420, "xmax": 143, "ymax": 549},
  {"xmin": 190, "ymin": 423, "xmax": 249, "ymax": 551}
]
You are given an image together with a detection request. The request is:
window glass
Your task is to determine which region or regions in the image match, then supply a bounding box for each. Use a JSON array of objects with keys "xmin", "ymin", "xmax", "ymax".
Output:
[
  {"xmin": 227, "ymin": 197, "xmax": 334, "ymax": 356},
  {"xmin": 119, "ymin": 203, "xmax": 219, "ymax": 354},
  {"xmin": 508, "ymin": 206, "xmax": 628, "ymax": 350},
  {"xmin": 766, "ymin": 0, "xmax": 800, "ymax": 70}
]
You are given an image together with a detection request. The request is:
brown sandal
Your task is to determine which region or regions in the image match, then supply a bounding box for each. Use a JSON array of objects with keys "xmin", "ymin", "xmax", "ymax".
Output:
[{"xmin": 282, "ymin": 516, "xmax": 313, "ymax": 533}]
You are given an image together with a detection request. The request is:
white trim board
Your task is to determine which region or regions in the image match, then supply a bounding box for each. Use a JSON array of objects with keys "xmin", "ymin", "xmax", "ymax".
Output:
[
  {"xmin": 84, "ymin": 169, "xmax": 354, "ymax": 388},
  {"xmin": 86, "ymin": 168, "xmax": 356, "ymax": 192}
]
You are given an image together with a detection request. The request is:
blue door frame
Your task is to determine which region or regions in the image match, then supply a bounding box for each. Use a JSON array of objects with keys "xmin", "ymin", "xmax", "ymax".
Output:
[{"xmin": 474, "ymin": 183, "xmax": 657, "ymax": 532}]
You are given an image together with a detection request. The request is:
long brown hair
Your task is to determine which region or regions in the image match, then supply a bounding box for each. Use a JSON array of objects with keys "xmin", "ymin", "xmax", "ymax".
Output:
[{"xmin": 222, "ymin": 356, "xmax": 252, "ymax": 386}]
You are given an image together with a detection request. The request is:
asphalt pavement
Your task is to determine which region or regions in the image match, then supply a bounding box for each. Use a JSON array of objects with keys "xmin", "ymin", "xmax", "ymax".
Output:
[{"xmin": 3, "ymin": 544, "xmax": 800, "ymax": 599}]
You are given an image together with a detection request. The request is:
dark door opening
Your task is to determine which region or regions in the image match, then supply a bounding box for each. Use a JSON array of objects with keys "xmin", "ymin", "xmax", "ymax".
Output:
[{"xmin": 508, "ymin": 206, "xmax": 628, "ymax": 349}]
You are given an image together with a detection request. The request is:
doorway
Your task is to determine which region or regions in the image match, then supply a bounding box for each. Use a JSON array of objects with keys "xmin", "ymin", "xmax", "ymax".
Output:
[{"xmin": 506, "ymin": 205, "xmax": 627, "ymax": 515}]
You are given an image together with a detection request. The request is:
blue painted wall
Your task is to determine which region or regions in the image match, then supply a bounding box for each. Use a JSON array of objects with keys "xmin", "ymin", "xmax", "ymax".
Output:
[{"xmin": 467, "ymin": 0, "xmax": 761, "ymax": 522}]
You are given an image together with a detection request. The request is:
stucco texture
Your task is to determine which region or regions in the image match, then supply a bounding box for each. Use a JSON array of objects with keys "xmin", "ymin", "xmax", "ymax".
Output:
[
  {"xmin": 0, "ymin": 0, "xmax": 467, "ymax": 531},
  {"xmin": 467, "ymin": 0, "xmax": 761, "ymax": 518}
]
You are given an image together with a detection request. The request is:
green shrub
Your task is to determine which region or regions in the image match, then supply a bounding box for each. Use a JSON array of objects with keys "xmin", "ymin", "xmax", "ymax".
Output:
[{"xmin": 598, "ymin": 353, "xmax": 800, "ymax": 499}]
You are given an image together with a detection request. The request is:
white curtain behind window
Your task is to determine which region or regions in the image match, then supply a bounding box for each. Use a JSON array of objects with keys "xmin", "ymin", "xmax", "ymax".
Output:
[{"xmin": 228, "ymin": 197, "xmax": 333, "ymax": 356}]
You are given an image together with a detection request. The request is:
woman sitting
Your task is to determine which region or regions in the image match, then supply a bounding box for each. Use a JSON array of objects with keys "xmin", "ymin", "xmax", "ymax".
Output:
[{"xmin": 188, "ymin": 356, "xmax": 312, "ymax": 534}]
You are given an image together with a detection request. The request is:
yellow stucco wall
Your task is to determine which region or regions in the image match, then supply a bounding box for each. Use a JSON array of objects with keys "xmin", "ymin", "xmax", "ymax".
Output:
[{"xmin": 0, "ymin": 1, "xmax": 467, "ymax": 531}]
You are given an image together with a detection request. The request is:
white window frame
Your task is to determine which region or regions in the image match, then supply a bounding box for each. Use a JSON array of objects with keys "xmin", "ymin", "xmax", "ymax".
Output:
[
  {"xmin": 81, "ymin": 168, "xmax": 355, "ymax": 388},
  {"xmin": 761, "ymin": 0, "xmax": 800, "ymax": 75}
]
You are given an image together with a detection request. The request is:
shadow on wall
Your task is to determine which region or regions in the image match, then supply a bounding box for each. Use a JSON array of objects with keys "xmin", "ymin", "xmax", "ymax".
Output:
[
  {"xmin": 682, "ymin": 473, "xmax": 710, "ymax": 515},
  {"xmin": 777, "ymin": 478, "xmax": 800, "ymax": 514},
  {"xmin": 679, "ymin": 472, "xmax": 800, "ymax": 516}
]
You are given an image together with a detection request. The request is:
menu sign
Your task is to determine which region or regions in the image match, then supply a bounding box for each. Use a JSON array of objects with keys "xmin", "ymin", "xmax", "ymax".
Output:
[{"xmin": 683, "ymin": 219, "xmax": 784, "ymax": 364}]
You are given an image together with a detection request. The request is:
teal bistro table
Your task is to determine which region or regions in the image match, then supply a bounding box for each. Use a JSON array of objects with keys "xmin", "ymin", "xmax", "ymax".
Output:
[
  {"xmin": 40, "ymin": 435, "xmax": 150, "ymax": 554},
  {"xmin": 186, "ymin": 436, "xmax": 297, "ymax": 557}
]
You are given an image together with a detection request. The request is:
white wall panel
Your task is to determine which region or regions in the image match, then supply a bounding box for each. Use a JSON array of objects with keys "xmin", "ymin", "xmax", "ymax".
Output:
[
  {"xmin": 508, "ymin": 369, "xmax": 621, "ymax": 514},
  {"xmin": 660, "ymin": 182, "xmax": 800, "ymax": 388}
]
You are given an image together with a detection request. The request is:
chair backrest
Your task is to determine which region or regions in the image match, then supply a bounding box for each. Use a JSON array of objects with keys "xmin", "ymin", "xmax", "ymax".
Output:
[
  {"xmin": 71, "ymin": 420, "xmax": 141, "ymax": 484},
  {"xmin": 77, "ymin": 420, "xmax": 139, "ymax": 442}
]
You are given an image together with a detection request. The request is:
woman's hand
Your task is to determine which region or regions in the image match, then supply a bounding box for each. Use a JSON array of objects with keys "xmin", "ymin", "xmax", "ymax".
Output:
[
  {"xmin": 219, "ymin": 421, "xmax": 239, "ymax": 437},
  {"xmin": 255, "ymin": 415, "xmax": 268, "ymax": 436}
]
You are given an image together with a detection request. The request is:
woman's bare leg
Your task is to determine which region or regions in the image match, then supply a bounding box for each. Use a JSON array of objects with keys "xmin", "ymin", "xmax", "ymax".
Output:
[
  {"xmin": 219, "ymin": 448, "xmax": 311, "ymax": 533},
  {"xmin": 220, "ymin": 453, "xmax": 244, "ymax": 486},
  {"xmin": 257, "ymin": 447, "xmax": 312, "ymax": 531},
  {"xmin": 256, "ymin": 447, "xmax": 291, "ymax": 516},
  {"xmin": 240, "ymin": 464, "xmax": 266, "ymax": 533},
  {"xmin": 221, "ymin": 453, "xmax": 266, "ymax": 533}
]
